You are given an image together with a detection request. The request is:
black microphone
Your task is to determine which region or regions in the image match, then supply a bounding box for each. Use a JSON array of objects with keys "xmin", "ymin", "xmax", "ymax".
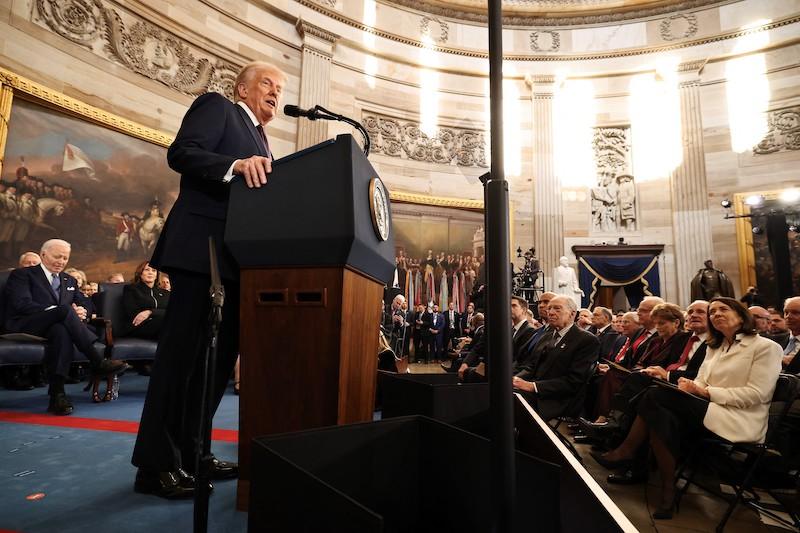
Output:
[
  {"xmin": 282, "ymin": 103, "xmax": 372, "ymax": 157},
  {"xmin": 283, "ymin": 104, "xmax": 320, "ymax": 120}
]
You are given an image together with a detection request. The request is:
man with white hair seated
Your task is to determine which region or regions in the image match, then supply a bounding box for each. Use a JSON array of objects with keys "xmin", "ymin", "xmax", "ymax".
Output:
[{"xmin": 2, "ymin": 239, "xmax": 128, "ymax": 415}]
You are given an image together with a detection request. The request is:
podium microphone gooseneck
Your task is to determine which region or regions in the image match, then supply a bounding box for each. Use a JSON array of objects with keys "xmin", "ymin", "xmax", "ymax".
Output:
[
  {"xmin": 283, "ymin": 104, "xmax": 371, "ymax": 157},
  {"xmin": 194, "ymin": 236, "xmax": 225, "ymax": 533}
]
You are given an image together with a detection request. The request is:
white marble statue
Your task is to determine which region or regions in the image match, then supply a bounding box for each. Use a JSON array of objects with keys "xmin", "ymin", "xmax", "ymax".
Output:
[{"xmin": 554, "ymin": 256, "xmax": 584, "ymax": 308}]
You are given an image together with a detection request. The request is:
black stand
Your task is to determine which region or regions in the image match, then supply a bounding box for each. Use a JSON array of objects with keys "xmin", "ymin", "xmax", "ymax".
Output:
[{"xmin": 193, "ymin": 237, "xmax": 225, "ymax": 533}]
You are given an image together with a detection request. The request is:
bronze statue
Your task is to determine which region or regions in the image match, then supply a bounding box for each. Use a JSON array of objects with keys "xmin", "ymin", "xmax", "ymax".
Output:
[{"xmin": 690, "ymin": 260, "xmax": 735, "ymax": 301}]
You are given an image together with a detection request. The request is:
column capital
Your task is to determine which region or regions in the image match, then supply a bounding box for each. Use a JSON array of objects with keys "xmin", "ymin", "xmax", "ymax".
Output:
[
  {"xmin": 296, "ymin": 18, "xmax": 339, "ymax": 56},
  {"xmin": 677, "ymin": 58, "xmax": 707, "ymax": 85},
  {"xmin": 525, "ymin": 74, "xmax": 555, "ymax": 97}
]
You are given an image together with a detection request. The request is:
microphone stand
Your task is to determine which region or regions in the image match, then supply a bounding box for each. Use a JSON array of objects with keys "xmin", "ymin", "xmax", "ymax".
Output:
[
  {"xmin": 193, "ymin": 236, "xmax": 225, "ymax": 533},
  {"xmin": 308, "ymin": 105, "xmax": 371, "ymax": 157}
]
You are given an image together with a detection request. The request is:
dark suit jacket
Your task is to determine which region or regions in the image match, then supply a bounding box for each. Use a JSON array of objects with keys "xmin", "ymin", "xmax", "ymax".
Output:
[
  {"xmin": 595, "ymin": 326, "xmax": 620, "ymax": 359},
  {"xmin": 462, "ymin": 325, "xmax": 487, "ymax": 367},
  {"xmin": 667, "ymin": 341, "xmax": 708, "ymax": 384},
  {"xmin": 460, "ymin": 312, "xmax": 475, "ymax": 336},
  {"xmin": 620, "ymin": 328, "xmax": 657, "ymax": 368},
  {"xmin": 3, "ymin": 266, "xmax": 84, "ymax": 332},
  {"xmin": 512, "ymin": 321, "xmax": 536, "ymax": 364},
  {"xmin": 120, "ymin": 282, "xmax": 170, "ymax": 336},
  {"xmin": 151, "ymin": 93, "xmax": 271, "ymax": 280},
  {"xmin": 517, "ymin": 325, "xmax": 600, "ymax": 420},
  {"xmin": 636, "ymin": 330, "xmax": 691, "ymax": 369},
  {"xmin": 764, "ymin": 332, "xmax": 790, "ymax": 349},
  {"xmin": 444, "ymin": 310, "xmax": 461, "ymax": 337}
]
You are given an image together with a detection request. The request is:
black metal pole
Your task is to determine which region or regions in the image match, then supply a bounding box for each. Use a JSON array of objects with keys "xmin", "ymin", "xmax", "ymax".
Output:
[{"xmin": 486, "ymin": 1, "xmax": 515, "ymax": 532}]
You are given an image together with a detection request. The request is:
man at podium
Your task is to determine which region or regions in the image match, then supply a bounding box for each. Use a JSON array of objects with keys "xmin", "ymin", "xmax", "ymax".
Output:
[{"xmin": 131, "ymin": 61, "xmax": 286, "ymax": 499}]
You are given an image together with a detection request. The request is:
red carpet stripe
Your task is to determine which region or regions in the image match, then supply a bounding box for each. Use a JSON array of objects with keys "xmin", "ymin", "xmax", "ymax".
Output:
[{"xmin": 0, "ymin": 411, "xmax": 238, "ymax": 442}]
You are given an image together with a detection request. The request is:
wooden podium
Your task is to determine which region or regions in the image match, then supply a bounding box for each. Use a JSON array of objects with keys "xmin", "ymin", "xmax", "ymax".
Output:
[{"xmin": 224, "ymin": 135, "xmax": 395, "ymax": 509}]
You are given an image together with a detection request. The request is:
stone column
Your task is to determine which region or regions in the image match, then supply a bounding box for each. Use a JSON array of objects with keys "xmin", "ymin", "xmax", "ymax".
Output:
[
  {"xmin": 295, "ymin": 19, "xmax": 339, "ymax": 150},
  {"xmin": 526, "ymin": 75, "xmax": 563, "ymax": 293},
  {"xmin": 670, "ymin": 60, "xmax": 713, "ymax": 307}
]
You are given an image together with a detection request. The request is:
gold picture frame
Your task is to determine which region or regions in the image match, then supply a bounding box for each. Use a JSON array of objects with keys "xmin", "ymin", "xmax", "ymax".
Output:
[
  {"xmin": 733, "ymin": 189, "xmax": 789, "ymax": 293},
  {"xmin": 0, "ymin": 66, "xmax": 173, "ymax": 176}
]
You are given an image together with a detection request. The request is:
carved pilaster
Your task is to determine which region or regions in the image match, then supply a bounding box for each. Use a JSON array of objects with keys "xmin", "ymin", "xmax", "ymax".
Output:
[
  {"xmin": 527, "ymin": 75, "xmax": 562, "ymax": 292},
  {"xmin": 670, "ymin": 62, "xmax": 712, "ymax": 306},
  {"xmin": 0, "ymin": 81, "xmax": 14, "ymax": 177},
  {"xmin": 295, "ymin": 19, "xmax": 339, "ymax": 149}
]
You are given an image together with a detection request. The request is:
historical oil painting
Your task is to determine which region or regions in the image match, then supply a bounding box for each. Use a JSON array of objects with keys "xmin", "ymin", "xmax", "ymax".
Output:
[{"xmin": 0, "ymin": 98, "xmax": 178, "ymax": 281}]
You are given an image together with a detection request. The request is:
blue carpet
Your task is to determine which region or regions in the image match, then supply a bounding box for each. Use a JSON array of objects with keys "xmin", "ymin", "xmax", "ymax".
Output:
[{"xmin": 0, "ymin": 375, "xmax": 244, "ymax": 532}]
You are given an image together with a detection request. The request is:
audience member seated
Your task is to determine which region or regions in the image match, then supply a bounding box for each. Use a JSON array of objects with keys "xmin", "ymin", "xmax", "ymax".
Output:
[
  {"xmin": 121, "ymin": 262, "xmax": 170, "ymax": 340},
  {"xmin": 106, "ymin": 272, "xmax": 125, "ymax": 283},
  {"xmin": 591, "ymin": 297, "xmax": 782, "ymax": 520},
  {"xmin": 577, "ymin": 308, "xmax": 593, "ymax": 330},
  {"xmin": 590, "ymin": 298, "xmax": 664, "ymax": 422},
  {"xmin": 748, "ymin": 305, "xmax": 772, "ymax": 335},
  {"xmin": 581, "ymin": 301, "xmax": 710, "ymax": 483},
  {"xmin": 511, "ymin": 296, "xmax": 536, "ymax": 366},
  {"xmin": 1, "ymin": 251, "xmax": 44, "ymax": 391},
  {"xmin": 158, "ymin": 272, "xmax": 171, "ymax": 291},
  {"xmin": 456, "ymin": 313, "xmax": 485, "ymax": 381},
  {"xmin": 512, "ymin": 295, "xmax": 599, "ymax": 421},
  {"xmin": 768, "ymin": 308, "xmax": 790, "ymax": 348},
  {"xmin": 2, "ymin": 239, "xmax": 129, "ymax": 415},
  {"xmin": 783, "ymin": 297, "xmax": 800, "ymax": 373},
  {"xmin": 591, "ymin": 306, "xmax": 619, "ymax": 359},
  {"xmin": 513, "ymin": 292, "xmax": 558, "ymax": 374}
]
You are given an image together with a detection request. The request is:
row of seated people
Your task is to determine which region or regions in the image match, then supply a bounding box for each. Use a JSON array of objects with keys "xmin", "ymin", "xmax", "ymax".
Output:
[
  {"xmin": 1, "ymin": 238, "xmax": 169, "ymax": 413},
  {"xmin": 451, "ymin": 291, "xmax": 799, "ymax": 522}
]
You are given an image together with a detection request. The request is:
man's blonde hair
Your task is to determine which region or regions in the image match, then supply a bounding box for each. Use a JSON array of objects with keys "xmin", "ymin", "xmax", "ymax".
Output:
[{"xmin": 234, "ymin": 62, "xmax": 286, "ymax": 102}]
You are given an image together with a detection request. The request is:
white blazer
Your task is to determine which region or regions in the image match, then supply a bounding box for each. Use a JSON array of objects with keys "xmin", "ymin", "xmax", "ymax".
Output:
[{"xmin": 694, "ymin": 333, "xmax": 782, "ymax": 443}]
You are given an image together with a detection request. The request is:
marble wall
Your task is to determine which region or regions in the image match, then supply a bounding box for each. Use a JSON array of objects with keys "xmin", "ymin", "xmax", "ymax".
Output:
[{"xmin": 0, "ymin": 0, "xmax": 798, "ymax": 305}]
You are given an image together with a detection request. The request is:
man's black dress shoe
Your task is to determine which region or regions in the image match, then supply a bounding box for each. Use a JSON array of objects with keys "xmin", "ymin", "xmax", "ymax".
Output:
[
  {"xmin": 572, "ymin": 434, "xmax": 597, "ymax": 445},
  {"xmin": 209, "ymin": 458, "xmax": 238, "ymax": 480},
  {"xmin": 134, "ymin": 469, "xmax": 196, "ymax": 499},
  {"xmin": 607, "ymin": 469, "xmax": 647, "ymax": 485},
  {"xmin": 47, "ymin": 393, "xmax": 73, "ymax": 415},
  {"xmin": 185, "ymin": 457, "xmax": 238, "ymax": 480},
  {"xmin": 92, "ymin": 359, "xmax": 130, "ymax": 377}
]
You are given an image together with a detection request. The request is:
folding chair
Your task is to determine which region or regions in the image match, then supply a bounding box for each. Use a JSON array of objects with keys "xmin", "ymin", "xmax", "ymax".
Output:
[{"xmin": 674, "ymin": 373, "xmax": 800, "ymax": 532}]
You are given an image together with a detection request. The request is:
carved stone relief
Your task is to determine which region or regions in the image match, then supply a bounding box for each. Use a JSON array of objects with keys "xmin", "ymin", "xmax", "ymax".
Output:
[
  {"xmin": 530, "ymin": 30, "xmax": 561, "ymax": 52},
  {"xmin": 659, "ymin": 14, "xmax": 699, "ymax": 41},
  {"xmin": 754, "ymin": 106, "xmax": 800, "ymax": 155},
  {"xmin": 591, "ymin": 127, "xmax": 637, "ymax": 233},
  {"xmin": 420, "ymin": 16, "xmax": 449, "ymax": 43},
  {"xmin": 363, "ymin": 112, "xmax": 488, "ymax": 168},
  {"xmin": 34, "ymin": 0, "xmax": 238, "ymax": 98}
]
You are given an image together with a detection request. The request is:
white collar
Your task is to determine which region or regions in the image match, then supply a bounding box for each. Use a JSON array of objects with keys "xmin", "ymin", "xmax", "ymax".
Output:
[
  {"xmin": 237, "ymin": 101, "xmax": 261, "ymax": 127},
  {"xmin": 598, "ymin": 324, "xmax": 611, "ymax": 334},
  {"xmin": 513, "ymin": 319, "xmax": 527, "ymax": 332},
  {"xmin": 39, "ymin": 263, "xmax": 57, "ymax": 281},
  {"xmin": 555, "ymin": 323, "xmax": 573, "ymax": 338}
]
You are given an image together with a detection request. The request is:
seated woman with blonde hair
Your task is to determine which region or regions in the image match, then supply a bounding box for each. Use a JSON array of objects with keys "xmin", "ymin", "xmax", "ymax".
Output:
[
  {"xmin": 121, "ymin": 261, "xmax": 169, "ymax": 339},
  {"xmin": 591, "ymin": 297, "xmax": 782, "ymax": 520}
]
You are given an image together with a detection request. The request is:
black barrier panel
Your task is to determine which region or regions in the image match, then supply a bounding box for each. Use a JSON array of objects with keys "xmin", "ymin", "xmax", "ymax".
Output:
[
  {"xmin": 249, "ymin": 416, "xmax": 560, "ymax": 532},
  {"xmin": 377, "ymin": 371, "xmax": 490, "ymax": 436}
]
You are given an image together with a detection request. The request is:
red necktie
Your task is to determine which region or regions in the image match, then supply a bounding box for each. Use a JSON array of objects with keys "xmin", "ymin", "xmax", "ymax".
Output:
[
  {"xmin": 666, "ymin": 335, "xmax": 700, "ymax": 371},
  {"xmin": 614, "ymin": 337, "xmax": 631, "ymax": 362}
]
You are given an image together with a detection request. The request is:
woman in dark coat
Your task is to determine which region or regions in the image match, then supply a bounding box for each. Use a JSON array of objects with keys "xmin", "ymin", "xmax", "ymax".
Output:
[{"xmin": 121, "ymin": 261, "xmax": 169, "ymax": 339}]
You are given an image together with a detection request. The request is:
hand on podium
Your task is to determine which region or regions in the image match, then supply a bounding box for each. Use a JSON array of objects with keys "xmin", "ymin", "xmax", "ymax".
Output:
[{"xmin": 234, "ymin": 155, "xmax": 273, "ymax": 188}]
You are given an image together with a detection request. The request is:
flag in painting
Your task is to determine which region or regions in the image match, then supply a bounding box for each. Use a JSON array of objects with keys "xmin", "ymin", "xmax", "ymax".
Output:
[{"xmin": 63, "ymin": 143, "xmax": 97, "ymax": 179}]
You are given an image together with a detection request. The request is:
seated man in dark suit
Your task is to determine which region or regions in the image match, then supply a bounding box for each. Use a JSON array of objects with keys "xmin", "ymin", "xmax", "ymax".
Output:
[
  {"xmin": 456, "ymin": 313, "xmax": 486, "ymax": 380},
  {"xmin": 511, "ymin": 296, "xmax": 536, "ymax": 366},
  {"xmin": 591, "ymin": 306, "xmax": 619, "ymax": 359},
  {"xmin": 2, "ymin": 239, "xmax": 128, "ymax": 415},
  {"xmin": 512, "ymin": 295, "xmax": 599, "ymax": 421}
]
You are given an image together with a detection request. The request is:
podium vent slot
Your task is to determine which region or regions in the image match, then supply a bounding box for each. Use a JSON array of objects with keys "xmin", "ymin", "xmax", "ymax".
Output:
[
  {"xmin": 293, "ymin": 289, "xmax": 326, "ymax": 306},
  {"xmin": 257, "ymin": 290, "xmax": 288, "ymax": 305}
]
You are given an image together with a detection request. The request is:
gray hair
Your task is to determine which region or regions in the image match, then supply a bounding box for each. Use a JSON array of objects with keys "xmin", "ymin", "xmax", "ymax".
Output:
[
  {"xmin": 41, "ymin": 239, "xmax": 71, "ymax": 254},
  {"xmin": 552, "ymin": 295, "xmax": 578, "ymax": 314},
  {"xmin": 622, "ymin": 311, "xmax": 639, "ymax": 323},
  {"xmin": 596, "ymin": 306, "xmax": 613, "ymax": 322}
]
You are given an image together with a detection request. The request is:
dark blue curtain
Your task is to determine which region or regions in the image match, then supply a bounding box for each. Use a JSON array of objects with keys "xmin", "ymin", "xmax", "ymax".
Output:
[{"xmin": 577, "ymin": 255, "xmax": 660, "ymax": 309}]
